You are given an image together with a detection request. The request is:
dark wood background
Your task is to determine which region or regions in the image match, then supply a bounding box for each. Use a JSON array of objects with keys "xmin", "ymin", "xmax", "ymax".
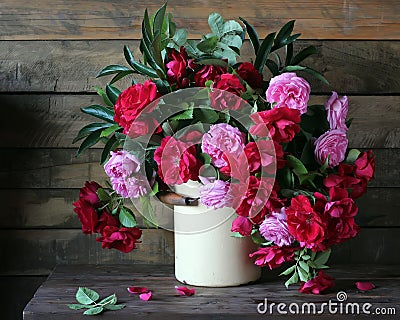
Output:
[{"xmin": 0, "ymin": 1, "xmax": 399, "ymax": 319}]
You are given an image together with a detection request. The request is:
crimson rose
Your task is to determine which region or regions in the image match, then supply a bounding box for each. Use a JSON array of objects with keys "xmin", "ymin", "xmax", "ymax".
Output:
[
  {"xmin": 237, "ymin": 62, "xmax": 262, "ymax": 88},
  {"xmin": 96, "ymin": 226, "xmax": 142, "ymax": 253}
]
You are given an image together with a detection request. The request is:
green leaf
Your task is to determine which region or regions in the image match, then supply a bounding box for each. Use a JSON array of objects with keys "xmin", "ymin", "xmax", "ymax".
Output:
[
  {"xmin": 83, "ymin": 307, "xmax": 104, "ymax": 315},
  {"xmin": 194, "ymin": 108, "xmax": 219, "ymax": 124},
  {"xmin": 282, "ymin": 65, "xmax": 307, "ymax": 72},
  {"xmin": 81, "ymin": 105, "xmax": 115, "ymax": 123},
  {"xmin": 110, "ymin": 71, "xmax": 135, "ymax": 85},
  {"xmin": 76, "ymin": 130, "xmax": 102, "ymax": 156},
  {"xmin": 279, "ymin": 265, "xmax": 296, "ymax": 276},
  {"xmin": 96, "ymin": 188, "xmax": 111, "ymax": 202},
  {"xmin": 208, "ymin": 12, "xmax": 224, "ymax": 36},
  {"xmin": 254, "ymin": 32, "xmax": 276, "ymax": 73},
  {"xmin": 185, "ymin": 40, "xmax": 201, "ymax": 57},
  {"xmin": 66, "ymin": 304, "xmax": 92, "ymax": 310},
  {"xmin": 239, "ymin": 17, "xmax": 259, "ymax": 54},
  {"xmin": 199, "ymin": 153, "xmax": 212, "ymax": 165},
  {"xmin": 285, "ymin": 42, "xmax": 294, "ymax": 66},
  {"xmin": 96, "ymin": 65, "xmax": 131, "ymax": 78},
  {"xmin": 169, "ymin": 28, "xmax": 187, "ymax": 49},
  {"xmin": 222, "ymin": 20, "xmax": 243, "ymax": 35},
  {"xmin": 266, "ymin": 59, "xmax": 279, "ymax": 76},
  {"xmin": 346, "ymin": 149, "xmax": 361, "ymax": 164},
  {"xmin": 302, "ymin": 254, "xmax": 311, "ymax": 260},
  {"xmin": 299, "ymin": 260, "xmax": 310, "ymax": 273},
  {"xmin": 274, "ymin": 20, "xmax": 295, "ymax": 50},
  {"xmin": 76, "ymin": 287, "xmax": 99, "ymax": 305},
  {"xmin": 197, "ymin": 35, "xmax": 219, "ymax": 53},
  {"xmin": 291, "ymin": 46, "xmax": 317, "ymax": 65},
  {"xmin": 104, "ymin": 304, "xmax": 126, "ymax": 311},
  {"xmin": 94, "ymin": 86, "xmax": 114, "ymax": 108},
  {"xmin": 285, "ymin": 271, "xmax": 299, "ymax": 288},
  {"xmin": 313, "ymin": 249, "xmax": 331, "ymax": 267},
  {"xmin": 302, "ymin": 67, "xmax": 329, "ymax": 85},
  {"xmin": 100, "ymin": 124, "xmax": 122, "ymax": 138},
  {"xmin": 297, "ymin": 265, "xmax": 309, "ymax": 282},
  {"xmin": 196, "ymin": 58, "xmax": 228, "ymax": 67},
  {"xmin": 106, "ymin": 85, "xmax": 121, "ymax": 105},
  {"xmin": 153, "ymin": 2, "xmax": 167, "ymax": 35},
  {"xmin": 73, "ymin": 123, "xmax": 113, "ymax": 144},
  {"xmin": 286, "ymin": 155, "xmax": 308, "ymax": 176},
  {"xmin": 170, "ymin": 108, "xmax": 194, "ymax": 121},
  {"xmin": 98, "ymin": 294, "xmax": 117, "ymax": 306},
  {"xmin": 119, "ymin": 207, "xmax": 137, "ymax": 228},
  {"xmin": 123, "ymin": 45, "xmax": 158, "ymax": 78},
  {"xmin": 100, "ymin": 135, "xmax": 120, "ymax": 165},
  {"xmin": 220, "ymin": 34, "xmax": 242, "ymax": 49}
]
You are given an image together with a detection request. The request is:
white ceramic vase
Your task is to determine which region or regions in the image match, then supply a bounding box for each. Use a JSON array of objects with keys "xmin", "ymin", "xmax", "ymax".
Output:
[{"xmin": 174, "ymin": 180, "xmax": 261, "ymax": 287}]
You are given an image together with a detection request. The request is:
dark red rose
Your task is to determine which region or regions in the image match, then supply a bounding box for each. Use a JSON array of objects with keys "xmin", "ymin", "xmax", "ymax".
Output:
[
  {"xmin": 192, "ymin": 63, "xmax": 227, "ymax": 87},
  {"xmin": 249, "ymin": 107, "xmax": 301, "ymax": 143},
  {"xmin": 95, "ymin": 212, "xmax": 119, "ymax": 234},
  {"xmin": 128, "ymin": 116, "xmax": 162, "ymax": 138},
  {"xmin": 96, "ymin": 226, "xmax": 142, "ymax": 253},
  {"xmin": 249, "ymin": 246, "xmax": 298, "ymax": 269},
  {"xmin": 154, "ymin": 136, "xmax": 202, "ymax": 185},
  {"xmin": 231, "ymin": 216, "xmax": 253, "ymax": 236},
  {"xmin": 354, "ymin": 150, "xmax": 375, "ymax": 182},
  {"xmin": 210, "ymin": 74, "xmax": 246, "ymax": 111},
  {"xmin": 114, "ymin": 80, "xmax": 160, "ymax": 134},
  {"xmin": 286, "ymin": 195, "xmax": 325, "ymax": 249},
  {"xmin": 237, "ymin": 62, "xmax": 262, "ymax": 88},
  {"xmin": 73, "ymin": 199, "xmax": 100, "ymax": 234},
  {"xmin": 166, "ymin": 47, "xmax": 190, "ymax": 88},
  {"xmin": 79, "ymin": 181, "xmax": 102, "ymax": 207},
  {"xmin": 298, "ymin": 271, "xmax": 335, "ymax": 294}
]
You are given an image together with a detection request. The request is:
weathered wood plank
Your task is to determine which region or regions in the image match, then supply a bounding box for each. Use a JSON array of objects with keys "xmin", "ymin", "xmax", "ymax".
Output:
[
  {"xmin": 0, "ymin": 276, "xmax": 46, "ymax": 320},
  {"xmin": 0, "ymin": 229, "xmax": 174, "ymax": 275},
  {"xmin": 0, "ymin": 187, "xmax": 398, "ymax": 229},
  {"xmin": 0, "ymin": 148, "xmax": 397, "ymax": 189},
  {"xmin": 1, "ymin": 0, "xmax": 399, "ymax": 40},
  {"xmin": 23, "ymin": 264, "xmax": 400, "ymax": 320},
  {"xmin": 1, "ymin": 40, "xmax": 399, "ymax": 94},
  {"xmin": 0, "ymin": 228, "xmax": 398, "ymax": 276},
  {"xmin": 1, "ymin": 94, "xmax": 399, "ymax": 148}
]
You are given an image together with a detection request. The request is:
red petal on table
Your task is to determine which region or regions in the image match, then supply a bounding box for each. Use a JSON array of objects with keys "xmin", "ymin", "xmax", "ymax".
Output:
[
  {"xmin": 127, "ymin": 286, "xmax": 149, "ymax": 294},
  {"xmin": 139, "ymin": 291, "xmax": 153, "ymax": 301},
  {"xmin": 175, "ymin": 286, "xmax": 195, "ymax": 296},
  {"xmin": 355, "ymin": 282, "xmax": 375, "ymax": 291}
]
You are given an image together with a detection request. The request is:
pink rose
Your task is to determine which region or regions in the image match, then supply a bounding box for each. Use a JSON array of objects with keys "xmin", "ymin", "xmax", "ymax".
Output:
[
  {"xmin": 104, "ymin": 150, "xmax": 141, "ymax": 180},
  {"xmin": 96, "ymin": 226, "xmax": 142, "ymax": 253},
  {"xmin": 114, "ymin": 80, "xmax": 160, "ymax": 134},
  {"xmin": 324, "ymin": 91, "xmax": 348, "ymax": 131},
  {"xmin": 354, "ymin": 150, "xmax": 375, "ymax": 181},
  {"xmin": 199, "ymin": 180, "xmax": 232, "ymax": 209},
  {"xmin": 154, "ymin": 136, "xmax": 202, "ymax": 185},
  {"xmin": 111, "ymin": 175, "xmax": 149, "ymax": 199},
  {"xmin": 266, "ymin": 72, "xmax": 310, "ymax": 114},
  {"xmin": 259, "ymin": 208, "xmax": 294, "ymax": 247},
  {"xmin": 298, "ymin": 271, "xmax": 335, "ymax": 294},
  {"xmin": 314, "ymin": 129, "xmax": 348, "ymax": 168},
  {"xmin": 249, "ymin": 246, "xmax": 298, "ymax": 270},
  {"xmin": 201, "ymin": 123, "xmax": 245, "ymax": 168},
  {"xmin": 231, "ymin": 216, "xmax": 253, "ymax": 236},
  {"xmin": 166, "ymin": 47, "xmax": 190, "ymax": 88}
]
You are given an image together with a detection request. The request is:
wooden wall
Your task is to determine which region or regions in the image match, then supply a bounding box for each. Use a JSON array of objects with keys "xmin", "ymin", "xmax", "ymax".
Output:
[{"xmin": 0, "ymin": 1, "xmax": 399, "ymax": 319}]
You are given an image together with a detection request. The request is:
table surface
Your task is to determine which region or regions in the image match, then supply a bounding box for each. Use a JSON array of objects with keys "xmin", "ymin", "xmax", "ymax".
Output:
[{"xmin": 23, "ymin": 264, "xmax": 400, "ymax": 319}]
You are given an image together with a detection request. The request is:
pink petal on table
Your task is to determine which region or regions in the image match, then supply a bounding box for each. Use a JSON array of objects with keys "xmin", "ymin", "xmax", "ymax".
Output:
[
  {"xmin": 355, "ymin": 282, "xmax": 375, "ymax": 291},
  {"xmin": 175, "ymin": 286, "xmax": 195, "ymax": 296},
  {"xmin": 127, "ymin": 286, "xmax": 149, "ymax": 294},
  {"xmin": 139, "ymin": 291, "xmax": 153, "ymax": 301}
]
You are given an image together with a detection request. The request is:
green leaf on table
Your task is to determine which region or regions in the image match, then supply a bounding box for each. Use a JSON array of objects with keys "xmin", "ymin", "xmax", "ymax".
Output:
[
  {"xmin": 76, "ymin": 287, "xmax": 99, "ymax": 305},
  {"xmin": 299, "ymin": 260, "xmax": 310, "ymax": 273},
  {"xmin": 119, "ymin": 207, "xmax": 137, "ymax": 228},
  {"xmin": 81, "ymin": 105, "xmax": 115, "ymax": 123},
  {"xmin": 297, "ymin": 265, "xmax": 309, "ymax": 282},
  {"xmin": 100, "ymin": 124, "xmax": 122, "ymax": 138},
  {"xmin": 96, "ymin": 65, "xmax": 131, "ymax": 78},
  {"xmin": 66, "ymin": 304, "xmax": 92, "ymax": 310},
  {"xmin": 254, "ymin": 32, "xmax": 276, "ymax": 73},
  {"xmin": 98, "ymin": 294, "xmax": 117, "ymax": 306},
  {"xmin": 285, "ymin": 271, "xmax": 299, "ymax": 288},
  {"xmin": 104, "ymin": 304, "xmax": 126, "ymax": 311},
  {"xmin": 83, "ymin": 307, "xmax": 104, "ymax": 315},
  {"xmin": 279, "ymin": 265, "xmax": 296, "ymax": 276},
  {"xmin": 239, "ymin": 17, "xmax": 259, "ymax": 54},
  {"xmin": 346, "ymin": 149, "xmax": 361, "ymax": 164}
]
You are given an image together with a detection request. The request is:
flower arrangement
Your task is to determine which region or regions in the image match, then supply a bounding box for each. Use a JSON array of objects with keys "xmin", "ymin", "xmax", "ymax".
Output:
[{"xmin": 73, "ymin": 3, "xmax": 375, "ymax": 293}]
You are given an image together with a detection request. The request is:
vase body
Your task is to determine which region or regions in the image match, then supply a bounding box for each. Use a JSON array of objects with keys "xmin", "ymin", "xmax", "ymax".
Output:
[{"xmin": 174, "ymin": 180, "xmax": 261, "ymax": 287}]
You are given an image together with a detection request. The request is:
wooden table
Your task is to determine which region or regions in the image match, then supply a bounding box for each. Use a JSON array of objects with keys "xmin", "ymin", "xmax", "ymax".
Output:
[{"xmin": 23, "ymin": 264, "xmax": 399, "ymax": 319}]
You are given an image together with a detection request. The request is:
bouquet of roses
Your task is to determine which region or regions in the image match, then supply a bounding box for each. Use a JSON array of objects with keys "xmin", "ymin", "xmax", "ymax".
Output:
[{"xmin": 73, "ymin": 3, "xmax": 375, "ymax": 293}]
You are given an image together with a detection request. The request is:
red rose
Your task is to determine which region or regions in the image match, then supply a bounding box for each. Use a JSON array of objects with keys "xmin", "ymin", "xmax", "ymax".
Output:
[
  {"xmin": 154, "ymin": 136, "xmax": 202, "ymax": 185},
  {"xmin": 192, "ymin": 63, "xmax": 227, "ymax": 87},
  {"xmin": 114, "ymin": 80, "xmax": 160, "ymax": 134},
  {"xmin": 249, "ymin": 107, "xmax": 301, "ymax": 143},
  {"xmin": 96, "ymin": 226, "xmax": 142, "ymax": 253},
  {"xmin": 128, "ymin": 116, "xmax": 162, "ymax": 138},
  {"xmin": 286, "ymin": 195, "xmax": 325, "ymax": 249},
  {"xmin": 79, "ymin": 181, "xmax": 102, "ymax": 207},
  {"xmin": 298, "ymin": 271, "xmax": 335, "ymax": 294},
  {"xmin": 231, "ymin": 216, "xmax": 253, "ymax": 236},
  {"xmin": 249, "ymin": 246, "xmax": 297, "ymax": 269},
  {"xmin": 210, "ymin": 74, "xmax": 246, "ymax": 111},
  {"xmin": 166, "ymin": 47, "xmax": 190, "ymax": 88},
  {"xmin": 237, "ymin": 62, "xmax": 262, "ymax": 88},
  {"xmin": 73, "ymin": 200, "xmax": 100, "ymax": 234},
  {"xmin": 95, "ymin": 212, "xmax": 119, "ymax": 234},
  {"xmin": 354, "ymin": 150, "xmax": 375, "ymax": 181}
]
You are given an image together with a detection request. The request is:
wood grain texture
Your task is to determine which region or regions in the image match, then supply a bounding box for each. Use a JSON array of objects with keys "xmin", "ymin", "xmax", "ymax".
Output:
[
  {"xmin": 1, "ymin": 94, "xmax": 400, "ymax": 148},
  {"xmin": 23, "ymin": 264, "xmax": 400, "ymax": 319},
  {"xmin": 0, "ymin": 187, "xmax": 398, "ymax": 229},
  {"xmin": 0, "ymin": 148, "xmax": 397, "ymax": 189},
  {"xmin": 1, "ymin": 0, "xmax": 399, "ymax": 40},
  {"xmin": 1, "ymin": 40, "xmax": 399, "ymax": 94}
]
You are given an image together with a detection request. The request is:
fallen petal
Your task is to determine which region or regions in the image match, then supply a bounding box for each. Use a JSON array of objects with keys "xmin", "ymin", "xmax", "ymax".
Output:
[
  {"xmin": 127, "ymin": 286, "xmax": 149, "ymax": 294},
  {"xmin": 355, "ymin": 282, "xmax": 375, "ymax": 291},
  {"xmin": 139, "ymin": 291, "xmax": 153, "ymax": 301},
  {"xmin": 175, "ymin": 286, "xmax": 195, "ymax": 296}
]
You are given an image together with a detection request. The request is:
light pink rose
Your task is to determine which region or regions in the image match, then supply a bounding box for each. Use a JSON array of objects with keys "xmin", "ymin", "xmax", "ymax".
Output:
[
  {"xmin": 201, "ymin": 123, "xmax": 245, "ymax": 168},
  {"xmin": 199, "ymin": 180, "xmax": 232, "ymax": 209},
  {"xmin": 314, "ymin": 129, "xmax": 348, "ymax": 168},
  {"xmin": 325, "ymin": 91, "xmax": 348, "ymax": 131},
  {"xmin": 104, "ymin": 150, "xmax": 141, "ymax": 179},
  {"xmin": 110, "ymin": 175, "xmax": 149, "ymax": 199},
  {"xmin": 259, "ymin": 208, "xmax": 294, "ymax": 246},
  {"xmin": 266, "ymin": 72, "xmax": 310, "ymax": 114}
]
